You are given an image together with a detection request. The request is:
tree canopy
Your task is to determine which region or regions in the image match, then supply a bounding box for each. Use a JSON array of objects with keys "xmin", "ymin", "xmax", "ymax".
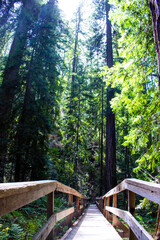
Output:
[{"xmin": 0, "ymin": 0, "xmax": 159, "ymax": 197}]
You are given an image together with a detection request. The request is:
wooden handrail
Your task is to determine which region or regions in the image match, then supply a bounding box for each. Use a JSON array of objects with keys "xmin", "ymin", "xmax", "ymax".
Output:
[
  {"xmin": 103, "ymin": 178, "xmax": 160, "ymax": 204},
  {"xmin": 0, "ymin": 180, "xmax": 86, "ymax": 240},
  {"xmin": 97, "ymin": 178, "xmax": 160, "ymax": 240}
]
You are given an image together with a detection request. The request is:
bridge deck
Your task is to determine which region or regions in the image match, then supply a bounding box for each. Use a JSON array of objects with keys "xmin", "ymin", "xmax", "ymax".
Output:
[{"xmin": 62, "ymin": 204, "xmax": 122, "ymax": 240}]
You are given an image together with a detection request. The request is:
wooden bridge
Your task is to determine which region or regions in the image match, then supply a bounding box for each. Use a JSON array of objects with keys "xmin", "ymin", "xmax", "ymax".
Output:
[{"xmin": 0, "ymin": 178, "xmax": 160, "ymax": 240}]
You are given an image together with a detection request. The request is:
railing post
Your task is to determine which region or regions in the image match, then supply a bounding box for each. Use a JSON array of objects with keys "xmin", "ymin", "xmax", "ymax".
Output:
[
  {"xmin": 76, "ymin": 196, "xmax": 80, "ymax": 217},
  {"xmin": 103, "ymin": 197, "xmax": 106, "ymax": 216},
  {"xmin": 47, "ymin": 192, "xmax": 54, "ymax": 240},
  {"xmin": 68, "ymin": 194, "xmax": 73, "ymax": 227},
  {"xmin": 112, "ymin": 194, "xmax": 117, "ymax": 227},
  {"xmin": 81, "ymin": 197, "xmax": 84, "ymax": 206},
  {"xmin": 99, "ymin": 198, "xmax": 103, "ymax": 213},
  {"xmin": 128, "ymin": 190, "xmax": 137, "ymax": 240},
  {"xmin": 80, "ymin": 197, "xmax": 84, "ymax": 213},
  {"xmin": 106, "ymin": 197, "xmax": 110, "ymax": 220},
  {"xmin": 83, "ymin": 198, "xmax": 86, "ymax": 207}
]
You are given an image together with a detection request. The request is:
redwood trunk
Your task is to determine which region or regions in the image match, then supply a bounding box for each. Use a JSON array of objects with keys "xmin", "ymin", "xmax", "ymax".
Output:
[
  {"xmin": 105, "ymin": 0, "xmax": 117, "ymax": 192},
  {"xmin": 149, "ymin": 0, "xmax": 160, "ymax": 97},
  {"xmin": 0, "ymin": 0, "xmax": 40, "ymax": 182}
]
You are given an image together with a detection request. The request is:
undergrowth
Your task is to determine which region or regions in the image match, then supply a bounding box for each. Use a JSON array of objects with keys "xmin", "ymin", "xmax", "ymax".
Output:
[{"xmin": 0, "ymin": 195, "xmax": 69, "ymax": 239}]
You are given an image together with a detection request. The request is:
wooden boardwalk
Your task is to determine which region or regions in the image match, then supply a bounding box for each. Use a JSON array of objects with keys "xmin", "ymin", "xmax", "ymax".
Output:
[{"xmin": 62, "ymin": 204, "xmax": 122, "ymax": 240}]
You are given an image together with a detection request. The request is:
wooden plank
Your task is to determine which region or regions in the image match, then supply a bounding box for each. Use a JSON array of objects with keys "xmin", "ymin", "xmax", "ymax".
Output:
[
  {"xmin": 0, "ymin": 181, "xmax": 84, "ymax": 200},
  {"xmin": 76, "ymin": 197, "xmax": 79, "ymax": 209},
  {"xmin": 99, "ymin": 198, "xmax": 103, "ymax": 213},
  {"xmin": 33, "ymin": 207, "xmax": 74, "ymax": 240},
  {"xmin": 103, "ymin": 180, "xmax": 127, "ymax": 198},
  {"xmin": 80, "ymin": 205, "xmax": 83, "ymax": 210},
  {"xmin": 112, "ymin": 194, "xmax": 117, "ymax": 227},
  {"xmin": 47, "ymin": 192, "xmax": 54, "ymax": 240},
  {"xmin": 63, "ymin": 204, "xmax": 122, "ymax": 240},
  {"xmin": 103, "ymin": 197, "xmax": 106, "ymax": 215},
  {"xmin": 126, "ymin": 179, "xmax": 160, "ymax": 205},
  {"xmin": 96, "ymin": 201, "xmax": 100, "ymax": 206},
  {"xmin": 0, "ymin": 181, "xmax": 57, "ymax": 199},
  {"xmin": 33, "ymin": 214, "xmax": 56, "ymax": 240},
  {"xmin": 68, "ymin": 194, "xmax": 73, "ymax": 227},
  {"xmin": 115, "ymin": 217, "xmax": 129, "ymax": 238},
  {"xmin": 103, "ymin": 178, "xmax": 160, "ymax": 205},
  {"xmin": 106, "ymin": 197, "xmax": 110, "ymax": 220},
  {"xmin": 0, "ymin": 180, "xmax": 85, "ymax": 217},
  {"xmin": 56, "ymin": 182, "xmax": 84, "ymax": 198},
  {"xmin": 105, "ymin": 206, "xmax": 154, "ymax": 240},
  {"xmin": 128, "ymin": 191, "xmax": 137, "ymax": 240},
  {"xmin": 56, "ymin": 207, "xmax": 74, "ymax": 222},
  {"xmin": 0, "ymin": 183, "xmax": 57, "ymax": 217}
]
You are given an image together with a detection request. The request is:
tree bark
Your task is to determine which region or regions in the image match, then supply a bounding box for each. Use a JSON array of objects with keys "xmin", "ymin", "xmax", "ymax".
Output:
[
  {"xmin": 70, "ymin": 6, "xmax": 81, "ymax": 172},
  {"xmin": 149, "ymin": 0, "xmax": 160, "ymax": 97},
  {"xmin": 14, "ymin": 49, "xmax": 34, "ymax": 182},
  {"xmin": 105, "ymin": 0, "xmax": 117, "ymax": 192},
  {"xmin": 100, "ymin": 82, "xmax": 104, "ymax": 195},
  {"xmin": 0, "ymin": 0, "xmax": 40, "ymax": 182},
  {"xmin": 70, "ymin": 7, "xmax": 81, "ymax": 101}
]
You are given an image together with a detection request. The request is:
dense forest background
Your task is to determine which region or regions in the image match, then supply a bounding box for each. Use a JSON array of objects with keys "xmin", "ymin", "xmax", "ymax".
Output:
[{"xmin": 0, "ymin": 0, "xmax": 159, "ymax": 198}]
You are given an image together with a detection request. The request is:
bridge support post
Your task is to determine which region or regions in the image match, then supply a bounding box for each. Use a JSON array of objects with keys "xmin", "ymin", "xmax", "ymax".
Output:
[
  {"xmin": 76, "ymin": 196, "xmax": 80, "ymax": 218},
  {"xmin": 68, "ymin": 194, "xmax": 73, "ymax": 227},
  {"xmin": 47, "ymin": 192, "xmax": 54, "ymax": 240},
  {"xmin": 112, "ymin": 194, "xmax": 117, "ymax": 227},
  {"xmin": 99, "ymin": 198, "xmax": 103, "ymax": 213},
  {"xmin": 106, "ymin": 197, "xmax": 110, "ymax": 220},
  {"xmin": 103, "ymin": 197, "xmax": 106, "ymax": 216},
  {"xmin": 128, "ymin": 190, "xmax": 137, "ymax": 240}
]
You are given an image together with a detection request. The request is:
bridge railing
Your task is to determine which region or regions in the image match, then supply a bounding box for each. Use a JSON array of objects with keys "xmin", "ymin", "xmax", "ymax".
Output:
[
  {"xmin": 96, "ymin": 178, "xmax": 160, "ymax": 240},
  {"xmin": 0, "ymin": 180, "xmax": 86, "ymax": 240}
]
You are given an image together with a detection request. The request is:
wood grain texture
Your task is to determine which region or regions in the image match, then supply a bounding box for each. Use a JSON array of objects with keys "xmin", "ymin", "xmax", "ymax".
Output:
[
  {"xmin": 0, "ymin": 180, "xmax": 85, "ymax": 217},
  {"xmin": 33, "ymin": 207, "xmax": 74, "ymax": 240},
  {"xmin": 105, "ymin": 206, "xmax": 153, "ymax": 240},
  {"xmin": 103, "ymin": 178, "xmax": 160, "ymax": 204}
]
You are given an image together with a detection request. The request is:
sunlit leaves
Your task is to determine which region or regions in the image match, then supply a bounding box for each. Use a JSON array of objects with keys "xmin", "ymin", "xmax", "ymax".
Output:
[{"xmin": 102, "ymin": 0, "xmax": 160, "ymax": 178}]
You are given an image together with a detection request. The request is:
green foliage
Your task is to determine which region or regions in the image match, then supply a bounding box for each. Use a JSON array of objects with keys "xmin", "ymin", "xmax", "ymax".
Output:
[
  {"xmin": 0, "ymin": 0, "xmax": 159, "ymax": 203},
  {"xmin": 0, "ymin": 196, "xmax": 70, "ymax": 239},
  {"xmin": 101, "ymin": 0, "xmax": 160, "ymax": 182},
  {"xmin": 0, "ymin": 198, "xmax": 47, "ymax": 239}
]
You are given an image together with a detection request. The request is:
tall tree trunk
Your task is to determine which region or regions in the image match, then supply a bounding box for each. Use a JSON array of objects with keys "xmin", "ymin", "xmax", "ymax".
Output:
[
  {"xmin": 0, "ymin": 0, "xmax": 40, "ymax": 182},
  {"xmin": 14, "ymin": 49, "xmax": 34, "ymax": 182},
  {"xmin": 105, "ymin": 0, "xmax": 117, "ymax": 192},
  {"xmin": 149, "ymin": 0, "xmax": 160, "ymax": 97},
  {"xmin": 70, "ymin": 7, "xmax": 81, "ymax": 172},
  {"xmin": 70, "ymin": 7, "xmax": 81, "ymax": 102},
  {"xmin": 100, "ymin": 82, "xmax": 104, "ymax": 195}
]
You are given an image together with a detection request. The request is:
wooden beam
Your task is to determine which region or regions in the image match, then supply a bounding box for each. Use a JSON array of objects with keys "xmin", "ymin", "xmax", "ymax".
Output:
[
  {"xmin": 76, "ymin": 197, "xmax": 79, "ymax": 211},
  {"xmin": 128, "ymin": 191, "xmax": 137, "ymax": 240},
  {"xmin": 56, "ymin": 207, "xmax": 74, "ymax": 222},
  {"xmin": 0, "ymin": 181, "xmax": 84, "ymax": 200},
  {"xmin": 103, "ymin": 197, "xmax": 106, "ymax": 216},
  {"xmin": 33, "ymin": 207, "xmax": 74, "ymax": 240},
  {"xmin": 126, "ymin": 179, "xmax": 160, "ymax": 205},
  {"xmin": 68, "ymin": 194, "xmax": 73, "ymax": 227},
  {"xmin": 47, "ymin": 192, "xmax": 54, "ymax": 240},
  {"xmin": 106, "ymin": 197, "xmax": 110, "ymax": 221},
  {"xmin": 112, "ymin": 194, "xmax": 117, "ymax": 227},
  {"xmin": 0, "ymin": 180, "xmax": 85, "ymax": 217},
  {"xmin": 0, "ymin": 181, "xmax": 57, "ymax": 198},
  {"xmin": 0, "ymin": 182, "xmax": 57, "ymax": 217},
  {"xmin": 115, "ymin": 217, "xmax": 129, "ymax": 238},
  {"xmin": 103, "ymin": 178, "xmax": 160, "ymax": 205},
  {"xmin": 105, "ymin": 206, "xmax": 154, "ymax": 240},
  {"xmin": 56, "ymin": 182, "xmax": 84, "ymax": 198}
]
